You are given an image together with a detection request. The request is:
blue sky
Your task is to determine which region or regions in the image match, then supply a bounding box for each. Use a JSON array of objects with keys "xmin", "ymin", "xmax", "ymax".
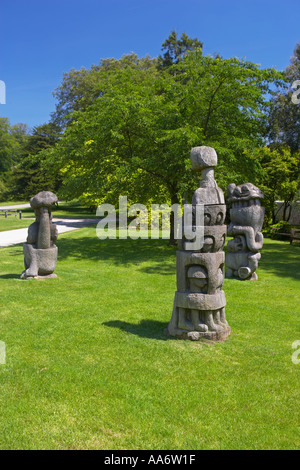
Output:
[{"xmin": 0, "ymin": 0, "xmax": 299, "ymax": 129}]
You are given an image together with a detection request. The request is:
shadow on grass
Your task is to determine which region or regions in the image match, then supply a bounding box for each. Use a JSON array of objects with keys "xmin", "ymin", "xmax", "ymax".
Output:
[
  {"xmin": 57, "ymin": 232, "xmax": 300, "ymax": 280},
  {"xmin": 0, "ymin": 273, "xmax": 20, "ymax": 279},
  {"xmin": 57, "ymin": 235, "xmax": 176, "ymax": 275},
  {"xmin": 103, "ymin": 319, "xmax": 171, "ymax": 341},
  {"xmin": 261, "ymin": 240, "xmax": 300, "ymax": 280}
]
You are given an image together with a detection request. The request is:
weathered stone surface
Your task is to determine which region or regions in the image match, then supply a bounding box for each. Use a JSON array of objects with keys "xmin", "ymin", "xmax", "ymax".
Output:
[
  {"xmin": 190, "ymin": 146, "xmax": 218, "ymax": 171},
  {"xmin": 191, "ymin": 147, "xmax": 225, "ymax": 205},
  {"xmin": 21, "ymin": 244, "xmax": 58, "ymax": 279},
  {"xmin": 30, "ymin": 191, "xmax": 58, "ymax": 209},
  {"xmin": 226, "ymin": 183, "xmax": 265, "ymax": 281},
  {"xmin": 166, "ymin": 146, "xmax": 230, "ymax": 342},
  {"xmin": 21, "ymin": 191, "xmax": 58, "ymax": 280}
]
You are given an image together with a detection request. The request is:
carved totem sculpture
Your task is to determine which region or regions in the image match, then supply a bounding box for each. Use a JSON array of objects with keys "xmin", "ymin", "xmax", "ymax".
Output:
[
  {"xmin": 166, "ymin": 146, "xmax": 231, "ymax": 341},
  {"xmin": 21, "ymin": 191, "xmax": 58, "ymax": 279},
  {"xmin": 226, "ymin": 183, "xmax": 265, "ymax": 281}
]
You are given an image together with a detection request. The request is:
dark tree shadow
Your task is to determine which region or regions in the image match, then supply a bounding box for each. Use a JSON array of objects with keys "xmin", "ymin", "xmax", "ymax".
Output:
[
  {"xmin": 103, "ymin": 319, "xmax": 172, "ymax": 341},
  {"xmin": 0, "ymin": 273, "xmax": 20, "ymax": 279},
  {"xmin": 260, "ymin": 240, "xmax": 300, "ymax": 280},
  {"xmin": 56, "ymin": 235, "xmax": 176, "ymax": 275}
]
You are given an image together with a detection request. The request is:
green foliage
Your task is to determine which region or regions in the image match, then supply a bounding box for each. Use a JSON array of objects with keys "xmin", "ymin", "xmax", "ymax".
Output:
[
  {"xmin": 0, "ymin": 179, "xmax": 7, "ymax": 200},
  {"xmin": 268, "ymin": 43, "xmax": 300, "ymax": 152},
  {"xmin": 157, "ymin": 30, "xmax": 203, "ymax": 69},
  {"xmin": 0, "ymin": 117, "xmax": 28, "ymax": 173},
  {"xmin": 250, "ymin": 146, "xmax": 300, "ymax": 224},
  {"xmin": 51, "ymin": 54, "xmax": 158, "ymax": 129},
  {"xmin": 269, "ymin": 220, "xmax": 292, "ymax": 237},
  {"xmin": 6, "ymin": 123, "xmax": 62, "ymax": 200},
  {"xmin": 45, "ymin": 51, "xmax": 283, "ymax": 223}
]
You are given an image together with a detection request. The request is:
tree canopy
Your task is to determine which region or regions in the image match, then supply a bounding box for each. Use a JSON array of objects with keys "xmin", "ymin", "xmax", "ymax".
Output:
[
  {"xmin": 268, "ymin": 43, "xmax": 300, "ymax": 152},
  {"xmin": 1, "ymin": 31, "xmax": 298, "ymax": 233},
  {"xmin": 43, "ymin": 49, "xmax": 283, "ymax": 235}
]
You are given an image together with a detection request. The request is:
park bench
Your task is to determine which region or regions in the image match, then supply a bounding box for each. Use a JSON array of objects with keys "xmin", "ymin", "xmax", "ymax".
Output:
[
  {"xmin": 0, "ymin": 210, "xmax": 22, "ymax": 219},
  {"xmin": 271, "ymin": 226, "xmax": 300, "ymax": 244},
  {"xmin": 290, "ymin": 228, "xmax": 300, "ymax": 244}
]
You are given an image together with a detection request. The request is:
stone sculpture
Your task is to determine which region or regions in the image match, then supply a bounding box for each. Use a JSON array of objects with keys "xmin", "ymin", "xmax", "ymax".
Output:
[
  {"xmin": 166, "ymin": 146, "xmax": 230, "ymax": 341},
  {"xmin": 226, "ymin": 183, "xmax": 265, "ymax": 281},
  {"xmin": 21, "ymin": 191, "xmax": 58, "ymax": 279}
]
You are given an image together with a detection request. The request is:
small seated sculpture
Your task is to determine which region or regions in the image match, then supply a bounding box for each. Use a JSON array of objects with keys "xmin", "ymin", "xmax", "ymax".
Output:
[
  {"xmin": 226, "ymin": 183, "xmax": 265, "ymax": 281},
  {"xmin": 21, "ymin": 191, "xmax": 58, "ymax": 279}
]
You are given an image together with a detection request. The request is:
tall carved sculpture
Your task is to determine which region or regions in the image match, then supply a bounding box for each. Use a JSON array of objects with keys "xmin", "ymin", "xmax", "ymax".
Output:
[
  {"xmin": 21, "ymin": 191, "xmax": 58, "ymax": 279},
  {"xmin": 166, "ymin": 146, "xmax": 230, "ymax": 341},
  {"xmin": 226, "ymin": 183, "xmax": 265, "ymax": 281}
]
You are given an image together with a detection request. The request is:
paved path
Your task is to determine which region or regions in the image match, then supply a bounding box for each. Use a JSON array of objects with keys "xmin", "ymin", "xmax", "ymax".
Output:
[
  {"xmin": 0, "ymin": 218, "xmax": 99, "ymax": 247},
  {"xmin": 0, "ymin": 203, "xmax": 31, "ymax": 210}
]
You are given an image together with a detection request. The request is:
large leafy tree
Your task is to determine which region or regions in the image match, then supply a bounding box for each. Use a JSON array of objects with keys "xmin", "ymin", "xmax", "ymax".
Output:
[
  {"xmin": 51, "ymin": 32, "xmax": 202, "ymax": 129},
  {"xmin": 247, "ymin": 146, "xmax": 300, "ymax": 223},
  {"xmin": 51, "ymin": 54, "xmax": 158, "ymax": 129},
  {"xmin": 157, "ymin": 30, "xmax": 203, "ymax": 69},
  {"xmin": 266, "ymin": 43, "xmax": 300, "ymax": 222},
  {"xmin": 7, "ymin": 123, "xmax": 61, "ymax": 200},
  {"xmin": 0, "ymin": 118, "xmax": 28, "ymax": 172},
  {"xmin": 44, "ymin": 50, "xmax": 282, "ymax": 242},
  {"xmin": 0, "ymin": 118, "xmax": 29, "ymax": 199},
  {"xmin": 268, "ymin": 43, "xmax": 300, "ymax": 152}
]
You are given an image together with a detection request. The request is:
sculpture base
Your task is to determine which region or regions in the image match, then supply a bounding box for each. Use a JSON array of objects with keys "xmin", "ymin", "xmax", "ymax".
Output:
[
  {"xmin": 165, "ymin": 326, "xmax": 231, "ymax": 342},
  {"xmin": 20, "ymin": 272, "xmax": 57, "ymax": 280},
  {"xmin": 21, "ymin": 243, "xmax": 58, "ymax": 279}
]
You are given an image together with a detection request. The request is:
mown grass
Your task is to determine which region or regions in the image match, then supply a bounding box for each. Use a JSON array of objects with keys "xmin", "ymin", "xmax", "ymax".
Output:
[
  {"xmin": 0, "ymin": 229, "xmax": 299, "ymax": 450},
  {"xmin": 0, "ymin": 217, "xmax": 34, "ymax": 232}
]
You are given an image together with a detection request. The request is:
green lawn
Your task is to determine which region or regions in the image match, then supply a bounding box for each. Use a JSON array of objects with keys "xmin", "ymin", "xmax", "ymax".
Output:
[
  {"xmin": 0, "ymin": 217, "xmax": 34, "ymax": 232},
  {"xmin": 0, "ymin": 230, "xmax": 299, "ymax": 450}
]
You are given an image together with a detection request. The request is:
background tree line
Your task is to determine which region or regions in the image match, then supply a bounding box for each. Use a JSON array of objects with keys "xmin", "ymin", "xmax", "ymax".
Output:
[{"xmin": 1, "ymin": 31, "xmax": 299, "ymax": 236}]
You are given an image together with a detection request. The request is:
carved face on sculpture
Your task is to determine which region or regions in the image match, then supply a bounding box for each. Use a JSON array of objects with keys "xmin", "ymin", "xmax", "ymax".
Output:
[
  {"xmin": 227, "ymin": 235, "xmax": 247, "ymax": 253},
  {"xmin": 203, "ymin": 205, "xmax": 226, "ymax": 226},
  {"xmin": 227, "ymin": 183, "xmax": 263, "ymax": 202},
  {"xmin": 227, "ymin": 183, "xmax": 265, "ymax": 232},
  {"xmin": 187, "ymin": 261, "xmax": 224, "ymax": 294},
  {"xmin": 187, "ymin": 266, "xmax": 208, "ymax": 293}
]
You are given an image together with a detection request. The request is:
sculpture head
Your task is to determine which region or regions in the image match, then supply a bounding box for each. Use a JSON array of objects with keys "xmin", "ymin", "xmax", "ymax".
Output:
[
  {"xmin": 190, "ymin": 146, "xmax": 217, "ymax": 172},
  {"xmin": 227, "ymin": 183, "xmax": 264, "ymax": 204},
  {"xmin": 227, "ymin": 183, "xmax": 265, "ymax": 231},
  {"xmin": 30, "ymin": 191, "xmax": 58, "ymax": 211}
]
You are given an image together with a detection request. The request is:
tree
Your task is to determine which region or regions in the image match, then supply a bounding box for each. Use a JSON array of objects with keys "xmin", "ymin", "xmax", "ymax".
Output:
[
  {"xmin": 6, "ymin": 123, "xmax": 62, "ymax": 200},
  {"xmin": 0, "ymin": 117, "xmax": 27, "ymax": 172},
  {"xmin": 246, "ymin": 146, "xmax": 299, "ymax": 224},
  {"xmin": 51, "ymin": 31, "xmax": 202, "ymax": 128},
  {"xmin": 44, "ymin": 50, "xmax": 282, "ymax": 243},
  {"xmin": 158, "ymin": 30, "xmax": 203, "ymax": 69},
  {"xmin": 268, "ymin": 43, "xmax": 300, "ymax": 152},
  {"xmin": 51, "ymin": 54, "xmax": 158, "ymax": 129}
]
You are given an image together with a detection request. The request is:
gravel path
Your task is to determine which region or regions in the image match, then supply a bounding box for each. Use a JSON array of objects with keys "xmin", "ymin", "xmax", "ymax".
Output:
[
  {"xmin": 0, "ymin": 218, "xmax": 99, "ymax": 247},
  {"xmin": 0, "ymin": 203, "xmax": 31, "ymax": 210}
]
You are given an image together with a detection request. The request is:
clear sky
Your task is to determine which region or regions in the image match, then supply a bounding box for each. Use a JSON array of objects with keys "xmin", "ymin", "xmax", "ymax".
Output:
[{"xmin": 0, "ymin": 0, "xmax": 299, "ymax": 129}]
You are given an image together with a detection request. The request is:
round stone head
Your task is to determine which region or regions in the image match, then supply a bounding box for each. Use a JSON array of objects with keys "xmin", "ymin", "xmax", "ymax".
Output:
[
  {"xmin": 30, "ymin": 191, "xmax": 58, "ymax": 211},
  {"xmin": 190, "ymin": 146, "xmax": 218, "ymax": 172}
]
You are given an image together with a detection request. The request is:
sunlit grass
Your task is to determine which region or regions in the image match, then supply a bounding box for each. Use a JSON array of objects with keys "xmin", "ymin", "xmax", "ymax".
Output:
[
  {"xmin": 0, "ymin": 230, "xmax": 299, "ymax": 449},
  {"xmin": 0, "ymin": 217, "xmax": 34, "ymax": 232}
]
